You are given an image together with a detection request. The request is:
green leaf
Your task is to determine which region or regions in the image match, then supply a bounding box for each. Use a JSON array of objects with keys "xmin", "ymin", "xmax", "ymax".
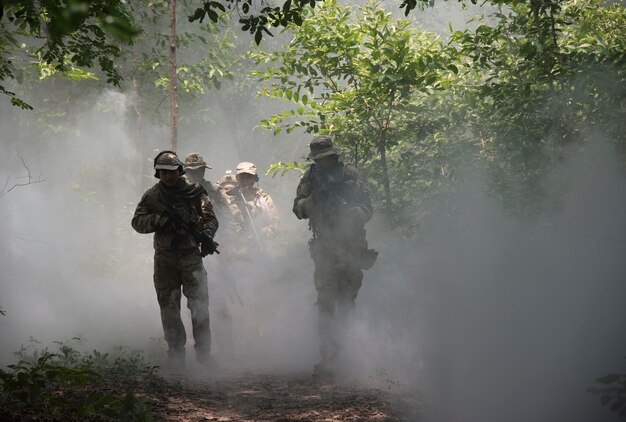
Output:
[{"xmin": 10, "ymin": 97, "xmax": 33, "ymax": 110}]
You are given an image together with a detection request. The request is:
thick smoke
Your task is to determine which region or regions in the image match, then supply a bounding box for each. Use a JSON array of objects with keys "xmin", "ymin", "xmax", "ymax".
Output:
[
  {"xmin": 2, "ymin": 87, "xmax": 624, "ymax": 421},
  {"xmin": 0, "ymin": 87, "xmax": 320, "ymax": 372},
  {"xmin": 338, "ymin": 136, "xmax": 626, "ymax": 422},
  {"xmin": 1, "ymin": 4, "xmax": 625, "ymax": 422}
]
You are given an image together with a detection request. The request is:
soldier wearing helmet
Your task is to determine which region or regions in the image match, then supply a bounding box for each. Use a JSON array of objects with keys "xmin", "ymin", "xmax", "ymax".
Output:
[
  {"xmin": 184, "ymin": 153, "xmax": 243, "ymax": 234},
  {"xmin": 293, "ymin": 136, "xmax": 377, "ymax": 378},
  {"xmin": 230, "ymin": 161, "xmax": 280, "ymax": 245},
  {"xmin": 132, "ymin": 150, "xmax": 219, "ymax": 369}
]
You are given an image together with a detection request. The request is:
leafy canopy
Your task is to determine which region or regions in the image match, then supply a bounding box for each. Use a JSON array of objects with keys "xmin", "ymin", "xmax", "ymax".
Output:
[{"xmin": 0, "ymin": 0, "xmax": 138, "ymax": 109}]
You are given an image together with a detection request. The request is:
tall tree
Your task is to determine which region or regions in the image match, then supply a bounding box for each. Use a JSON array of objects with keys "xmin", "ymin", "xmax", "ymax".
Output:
[{"xmin": 168, "ymin": 0, "xmax": 178, "ymax": 150}]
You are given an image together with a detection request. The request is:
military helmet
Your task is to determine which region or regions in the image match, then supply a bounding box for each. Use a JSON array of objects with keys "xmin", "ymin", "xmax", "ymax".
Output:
[
  {"xmin": 218, "ymin": 170, "xmax": 237, "ymax": 188},
  {"xmin": 153, "ymin": 151, "xmax": 184, "ymax": 178},
  {"xmin": 235, "ymin": 162, "xmax": 258, "ymax": 177},
  {"xmin": 307, "ymin": 135, "xmax": 340, "ymax": 160},
  {"xmin": 184, "ymin": 152, "xmax": 212, "ymax": 170}
]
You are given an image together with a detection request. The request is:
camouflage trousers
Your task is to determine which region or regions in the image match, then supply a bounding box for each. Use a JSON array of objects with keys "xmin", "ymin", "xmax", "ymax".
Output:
[
  {"xmin": 309, "ymin": 237, "xmax": 364, "ymax": 364},
  {"xmin": 154, "ymin": 248, "xmax": 211, "ymax": 355}
]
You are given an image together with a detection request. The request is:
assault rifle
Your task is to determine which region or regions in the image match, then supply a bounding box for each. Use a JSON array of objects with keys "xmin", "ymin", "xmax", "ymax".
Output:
[
  {"xmin": 145, "ymin": 195, "xmax": 220, "ymax": 256},
  {"xmin": 229, "ymin": 187, "xmax": 263, "ymax": 249}
]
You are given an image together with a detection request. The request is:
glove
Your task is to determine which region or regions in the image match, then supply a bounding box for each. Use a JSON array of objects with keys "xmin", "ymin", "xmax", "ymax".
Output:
[
  {"xmin": 294, "ymin": 196, "xmax": 312, "ymax": 219},
  {"xmin": 200, "ymin": 231, "xmax": 218, "ymax": 256},
  {"xmin": 155, "ymin": 213, "xmax": 170, "ymax": 229}
]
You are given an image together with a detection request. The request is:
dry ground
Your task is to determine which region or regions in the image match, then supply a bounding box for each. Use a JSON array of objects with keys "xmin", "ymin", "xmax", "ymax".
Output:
[{"xmin": 147, "ymin": 372, "xmax": 420, "ymax": 421}]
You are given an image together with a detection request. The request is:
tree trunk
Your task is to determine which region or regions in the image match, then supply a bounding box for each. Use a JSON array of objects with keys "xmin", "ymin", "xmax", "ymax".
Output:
[
  {"xmin": 230, "ymin": 87, "xmax": 245, "ymax": 161},
  {"xmin": 378, "ymin": 130, "xmax": 392, "ymax": 211},
  {"xmin": 168, "ymin": 0, "xmax": 178, "ymax": 151},
  {"xmin": 130, "ymin": 46, "xmax": 145, "ymax": 192}
]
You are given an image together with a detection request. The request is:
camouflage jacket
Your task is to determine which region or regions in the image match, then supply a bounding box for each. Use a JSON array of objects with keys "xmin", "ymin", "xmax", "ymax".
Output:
[
  {"xmin": 229, "ymin": 186, "xmax": 280, "ymax": 240},
  {"xmin": 132, "ymin": 179, "xmax": 218, "ymax": 251},
  {"xmin": 293, "ymin": 162, "xmax": 372, "ymax": 239}
]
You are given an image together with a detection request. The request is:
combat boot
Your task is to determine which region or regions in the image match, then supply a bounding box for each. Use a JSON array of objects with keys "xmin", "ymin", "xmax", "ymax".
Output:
[
  {"xmin": 195, "ymin": 347, "xmax": 214, "ymax": 367},
  {"xmin": 166, "ymin": 347, "xmax": 185, "ymax": 373}
]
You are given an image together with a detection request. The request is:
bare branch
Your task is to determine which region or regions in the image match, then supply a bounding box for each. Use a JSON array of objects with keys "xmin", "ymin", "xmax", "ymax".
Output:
[
  {"xmin": 0, "ymin": 155, "xmax": 47, "ymax": 199},
  {"xmin": 1, "ymin": 177, "xmax": 10, "ymax": 194}
]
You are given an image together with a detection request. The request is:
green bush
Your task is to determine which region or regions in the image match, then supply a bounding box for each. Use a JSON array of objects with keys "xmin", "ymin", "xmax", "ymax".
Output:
[{"xmin": 0, "ymin": 340, "xmax": 161, "ymax": 421}]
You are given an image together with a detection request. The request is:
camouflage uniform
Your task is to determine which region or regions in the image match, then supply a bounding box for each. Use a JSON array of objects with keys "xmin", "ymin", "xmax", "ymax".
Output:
[
  {"xmin": 293, "ymin": 136, "xmax": 376, "ymax": 374},
  {"xmin": 132, "ymin": 151, "xmax": 219, "ymax": 364},
  {"xmin": 184, "ymin": 153, "xmax": 243, "ymax": 236},
  {"xmin": 236, "ymin": 186, "xmax": 280, "ymax": 239},
  {"xmin": 230, "ymin": 162, "xmax": 281, "ymax": 249}
]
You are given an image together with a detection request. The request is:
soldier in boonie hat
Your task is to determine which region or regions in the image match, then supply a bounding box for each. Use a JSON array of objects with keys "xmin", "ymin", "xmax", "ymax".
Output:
[
  {"xmin": 183, "ymin": 153, "xmax": 241, "ymax": 235},
  {"xmin": 307, "ymin": 136, "xmax": 340, "ymax": 160},
  {"xmin": 184, "ymin": 152, "xmax": 213, "ymax": 171},
  {"xmin": 292, "ymin": 134, "xmax": 377, "ymax": 380},
  {"xmin": 184, "ymin": 152, "xmax": 212, "ymax": 185}
]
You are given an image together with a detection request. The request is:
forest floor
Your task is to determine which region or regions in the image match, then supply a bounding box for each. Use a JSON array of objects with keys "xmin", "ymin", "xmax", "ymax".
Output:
[{"xmin": 146, "ymin": 371, "xmax": 421, "ymax": 421}]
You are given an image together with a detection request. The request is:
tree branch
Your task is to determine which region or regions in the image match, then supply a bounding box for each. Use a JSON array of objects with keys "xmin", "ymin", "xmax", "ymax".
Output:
[{"xmin": 0, "ymin": 155, "xmax": 47, "ymax": 199}]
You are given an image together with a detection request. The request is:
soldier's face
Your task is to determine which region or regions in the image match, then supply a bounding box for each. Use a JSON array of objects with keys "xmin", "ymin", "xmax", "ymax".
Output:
[
  {"xmin": 186, "ymin": 168, "xmax": 205, "ymax": 184},
  {"xmin": 222, "ymin": 183, "xmax": 236, "ymax": 193},
  {"xmin": 314, "ymin": 154, "xmax": 339, "ymax": 171},
  {"xmin": 236, "ymin": 173, "xmax": 256, "ymax": 190},
  {"xmin": 159, "ymin": 169, "xmax": 181, "ymax": 187}
]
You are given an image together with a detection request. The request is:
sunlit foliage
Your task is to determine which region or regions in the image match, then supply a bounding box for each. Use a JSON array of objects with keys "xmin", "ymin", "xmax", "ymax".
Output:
[
  {"xmin": 0, "ymin": 0, "xmax": 138, "ymax": 109},
  {"xmin": 256, "ymin": 0, "xmax": 626, "ymax": 225}
]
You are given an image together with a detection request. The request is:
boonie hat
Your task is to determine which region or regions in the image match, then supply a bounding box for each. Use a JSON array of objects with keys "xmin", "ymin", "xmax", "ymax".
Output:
[
  {"xmin": 184, "ymin": 152, "xmax": 212, "ymax": 170},
  {"xmin": 307, "ymin": 136, "xmax": 340, "ymax": 160}
]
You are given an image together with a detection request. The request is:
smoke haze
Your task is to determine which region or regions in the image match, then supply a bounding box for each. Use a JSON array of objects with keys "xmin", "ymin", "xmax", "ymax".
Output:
[{"xmin": 1, "ymin": 3, "xmax": 625, "ymax": 422}]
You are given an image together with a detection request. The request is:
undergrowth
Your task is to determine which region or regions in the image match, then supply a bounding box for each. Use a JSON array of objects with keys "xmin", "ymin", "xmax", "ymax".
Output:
[{"xmin": 0, "ymin": 337, "xmax": 164, "ymax": 421}]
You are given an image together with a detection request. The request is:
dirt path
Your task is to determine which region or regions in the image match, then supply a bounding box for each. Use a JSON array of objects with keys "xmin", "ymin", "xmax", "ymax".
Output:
[{"xmin": 148, "ymin": 373, "xmax": 420, "ymax": 421}]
